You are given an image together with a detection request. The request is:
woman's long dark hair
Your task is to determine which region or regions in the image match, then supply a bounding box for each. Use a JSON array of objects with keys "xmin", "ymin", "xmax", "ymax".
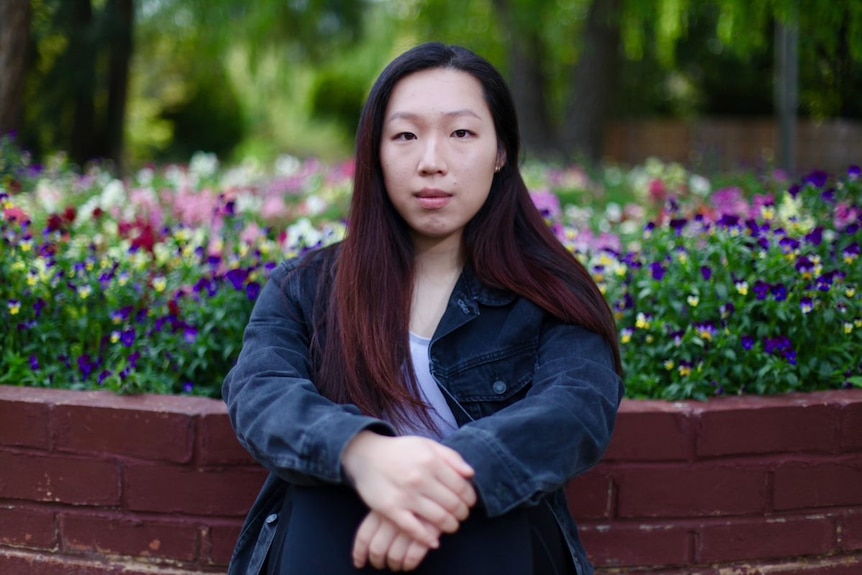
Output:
[{"xmin": 313, "ymin": 43, "xmax": 622, "ymax": 427}]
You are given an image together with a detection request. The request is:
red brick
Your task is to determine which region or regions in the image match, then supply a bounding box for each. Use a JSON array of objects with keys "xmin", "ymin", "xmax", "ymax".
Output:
[
  {"xmin": 124, "ymin": 463, "xmax": 265, "ymax": 516},
  {"xmin": 566, "ymin": 469, "xmax": 613, "ymax": 520},
  {"xmin": 579, "ymin": 521, "xmax": 691, "ymax": 567},
  {"xmin": 698, "ymin": 515, "xmax": 837, "ymax": 563},
  {"xmin": 840, "ymin": 396, "xmax": 862, "ymax": 452},
  {"xmin": 196, "ymin": 412, "xmax": 254, "ymax": 466},
  {"xmin": 838, "ymin": 510, "xmax": 862, "ymax": 551},
  {"xmin": 0, "ymin": 397, "xmax": 50, "ymax": 450},
  {"xmin": 774, "ymin": 460, "xmax": 862, "ymax": 510},
  {"xmin": 710, "ymin": 555, "xmax": 862, "ymax": 575},
  {"xmin": 204, "ymin": 521, "xmax": 243, "ymax": 565},
  {"xmin": 60, "ymin": 511, "xmax": 200, "ymax": 562},
  {"xmin": 604, "ymin": 400, "xmax": 693, "ymax": 461},
  {"xmin": 0, "ymin": 547, "xmax": 225, "ymax": 574},
  {"xmin": 0, "ymin": 506, "xmax": 55, "ymax": 548},
  {"xmin": 53, "ymin": 404, "xmax": 195, "ymax": 463},
  {"xmin": 597, "ymin": 568, "xmax": 717, "ymax": 575},
  {"xmin": 0, "ymin": 452, "xmax": 119, "ymax": 505},
  {"xmin": 617, "ymin": 464, "xmax": 768, "ymax": 518},
  {"xmin": 696, "ymin": 398, "xmax": 838, "ymax": 457}
]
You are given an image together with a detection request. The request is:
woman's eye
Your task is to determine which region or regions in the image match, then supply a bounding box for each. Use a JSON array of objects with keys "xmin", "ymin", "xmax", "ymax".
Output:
[
  {"xmin": 394, "ymin": 132, "xmax": 416, "ymax": 141},
  {"xmin": 452, "ymin": 129, "xmax": 472, "ymax": 138}
]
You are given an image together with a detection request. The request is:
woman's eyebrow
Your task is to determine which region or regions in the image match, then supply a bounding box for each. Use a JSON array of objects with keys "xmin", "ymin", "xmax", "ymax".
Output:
[{"xmin": 386, "ymin": 109, "xmax": 482, "ymax": 123}]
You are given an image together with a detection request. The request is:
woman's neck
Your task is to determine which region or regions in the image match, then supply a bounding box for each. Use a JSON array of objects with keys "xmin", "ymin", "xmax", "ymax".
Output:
[{"xmin": 409, "ymin": 237, "xmax": 465, "ymax": 338}]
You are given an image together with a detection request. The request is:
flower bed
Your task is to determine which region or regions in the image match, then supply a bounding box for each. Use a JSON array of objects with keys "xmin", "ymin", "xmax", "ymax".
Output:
[{"xmin": 1, "ymin": 135, "xmax": 861, "ymax": 400}]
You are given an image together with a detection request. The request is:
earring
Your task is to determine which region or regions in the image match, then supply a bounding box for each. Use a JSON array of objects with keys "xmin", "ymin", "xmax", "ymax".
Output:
[{"xmin": 494, "ymin": 165, "xmax": 501, "ymax": 173}]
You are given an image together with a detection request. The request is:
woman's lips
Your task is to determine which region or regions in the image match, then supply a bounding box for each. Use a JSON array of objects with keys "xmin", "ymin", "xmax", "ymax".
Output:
[{"xmin": 415, "ymin": 190, "xmax": 452, "ymax": 210}]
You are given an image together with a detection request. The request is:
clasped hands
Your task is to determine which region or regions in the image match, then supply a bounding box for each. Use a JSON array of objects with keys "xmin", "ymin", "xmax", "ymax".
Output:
[{"xmin": 341, "ymin": 431, "xmax": 477, "ymax": 571}]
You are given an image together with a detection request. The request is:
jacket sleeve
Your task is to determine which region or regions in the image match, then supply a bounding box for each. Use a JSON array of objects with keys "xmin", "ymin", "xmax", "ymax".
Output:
[
  {"xmin": 440, "ymin": 321, "xmax": 624, "ymax": 517},
  {"xmin": 222, "ymin": 258, "xmax": 396, "ymax": 485}
]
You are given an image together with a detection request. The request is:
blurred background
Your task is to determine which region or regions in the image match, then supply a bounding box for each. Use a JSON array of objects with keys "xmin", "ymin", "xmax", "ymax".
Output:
[{"xmin": 1, "ymin": 0, "xmax": 860, "ymax": 176}]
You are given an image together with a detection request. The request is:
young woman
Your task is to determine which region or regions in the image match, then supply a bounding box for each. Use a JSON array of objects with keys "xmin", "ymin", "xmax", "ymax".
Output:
[{"xmin": 223, "ymin": 42, "xmax": 624, "ymax": 575}]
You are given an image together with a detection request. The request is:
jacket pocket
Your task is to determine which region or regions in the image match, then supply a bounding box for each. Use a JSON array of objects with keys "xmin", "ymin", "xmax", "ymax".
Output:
[
  {"xmin": 245, "ymin": 509, "xmax": 281, "ymax": 575},
  {"xmin": 444, "ymin": 343, "xmax": 536, "ymax": 417}
]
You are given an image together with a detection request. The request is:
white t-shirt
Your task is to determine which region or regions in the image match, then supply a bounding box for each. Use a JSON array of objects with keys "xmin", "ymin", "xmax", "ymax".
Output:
[{"xmin": 394, "ymin": 332, "xmax": 458, "ymax": 439}]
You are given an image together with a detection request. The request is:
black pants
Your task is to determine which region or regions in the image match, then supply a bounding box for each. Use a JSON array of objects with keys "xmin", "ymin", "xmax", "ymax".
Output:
[{"xmin": 265, "ymin": 485, "xmax": 575, "ymax": 575}]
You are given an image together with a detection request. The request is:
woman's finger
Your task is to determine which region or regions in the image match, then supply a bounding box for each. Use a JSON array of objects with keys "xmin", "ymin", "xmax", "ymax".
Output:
[
  {"xmin": 385, "ymin": 531, "xmax": 412, "ymax": 572},
  {"xmin": 352, "ymin": 511, "xmax": 382, "ymax": 568},
  {"xmin": 366, "ymin": 518, "xmax": 399, "ymax": 570},
  {"xmin": 402, "ymin": 539, "xmax": 431, "ymax": 572}
]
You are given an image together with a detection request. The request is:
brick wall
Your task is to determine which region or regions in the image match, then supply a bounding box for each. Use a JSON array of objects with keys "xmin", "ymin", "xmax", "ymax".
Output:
[{"xmin": 1, "ymin": 385, "xmax": 861, "ymax": 575}]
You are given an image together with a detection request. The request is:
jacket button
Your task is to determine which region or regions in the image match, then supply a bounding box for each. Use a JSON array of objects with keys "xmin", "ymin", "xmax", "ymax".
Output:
[
  {"xmin": 492, "ymin": 380, "xmax": 507, "ymax": 394},
  {"xmin": 265, "ymin": 513, "xmax": 278, "ymax": 525}
]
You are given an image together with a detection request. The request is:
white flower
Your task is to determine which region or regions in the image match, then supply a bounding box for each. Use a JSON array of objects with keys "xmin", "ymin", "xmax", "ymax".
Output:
[
  {"xmin": 275, "ymin": 154, "xmax": 302, "ymax": 177},
  {"xmin": 100, "ymin": 179, "xmax": 126, "ymax": 210},
  {"xmin": 689, "ymin": 174, "xmax": 711, "ymax": 196},
  {"xmin": 190, "ymin": 151, "xmax": 219, "ymax": 178}
]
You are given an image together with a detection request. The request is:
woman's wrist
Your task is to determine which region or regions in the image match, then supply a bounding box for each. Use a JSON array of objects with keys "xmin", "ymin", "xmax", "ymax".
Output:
[{"xmin": 341, "ymin": 430, "xmax": 384, "ymax": 485}]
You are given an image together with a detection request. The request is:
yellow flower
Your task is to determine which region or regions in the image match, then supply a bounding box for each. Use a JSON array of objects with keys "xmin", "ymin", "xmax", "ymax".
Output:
[
  {"xmin": 687, "ymin": 295, "xmax": 700, "ymax": 307},
  {"xmin": 844, "ymin": 322, "xmax": 854, "ymax": 335},
  {"xmin": 735, "ymin": 281, "xmax": 749, "ymax": 296},
  {"xmin": 679, "ymin": 365, "xmax": 692, "ymax": 377},
  {"xmin": 153, "ymin": 276, "xmax": 167, "ymax": 293},
  {"xmin": 635, "ymin": 313, "xmax": 651, "ymax": 329},
  {"xmin": 79, "ymin": 285, "xmax": 92, "ymax": 299},
  {"xmin": 846, "ymin": 287, "xmax": 856, "ymax": 298},
  {"xmin": 110, "ymin": 331, "xmax": 120, "ymax": 343},
  {"xmin": 8, "ymin": 300, "xmax": 21, "ymax": 315},
  {"xmin": 664, "ymin": 360, "xmax": 675, "ymax": 371},
  {"xmin": 761, "ymin": 205, "xmax": 775, "ymax": 220}
]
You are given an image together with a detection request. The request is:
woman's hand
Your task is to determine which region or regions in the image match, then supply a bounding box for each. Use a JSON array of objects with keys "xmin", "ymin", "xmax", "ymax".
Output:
[
  {"xmin": 352, "ymin": 510, "xmax": 436, "ymax": 571},
  {"xmin": 341, "ymin": 432, "xmax": 476, "ymax": 547}
]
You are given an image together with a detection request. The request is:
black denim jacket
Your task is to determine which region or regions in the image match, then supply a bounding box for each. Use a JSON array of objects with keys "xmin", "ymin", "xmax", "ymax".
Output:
[{"xmin": 223, "ymin": 246, "xmax": 624, "ymax": 575}]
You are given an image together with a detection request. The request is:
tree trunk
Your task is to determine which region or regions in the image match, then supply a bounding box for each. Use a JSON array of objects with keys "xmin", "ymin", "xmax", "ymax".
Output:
[
  {"xmin": 69, "ymin": 0, "xmax": 98, "ymax": 167},
  {"xmin": 562, "ymin": 0, "xmax": 622, "ymax": 165},
  {"xmin": 492, "ymin": 0, "xmax": 557, "ymax": 160},
  {"xmin": 105, "ymin": 0, "xmax": 134, "ymax": 173},
  {"xmin": 0, "ymin": 0, "xmax": 33, "ymax": 137}
]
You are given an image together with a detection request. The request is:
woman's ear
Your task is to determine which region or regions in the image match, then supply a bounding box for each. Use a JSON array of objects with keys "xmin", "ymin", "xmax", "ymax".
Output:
[{"xmin": 495, "ymin": 148, "xmax": 507, "ymax": 172}]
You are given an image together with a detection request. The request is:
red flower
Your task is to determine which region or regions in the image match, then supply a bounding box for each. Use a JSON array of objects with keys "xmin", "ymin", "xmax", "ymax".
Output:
[{"xmin": 63, "ymin": 205, "xmax": 77, "ymax": 223}]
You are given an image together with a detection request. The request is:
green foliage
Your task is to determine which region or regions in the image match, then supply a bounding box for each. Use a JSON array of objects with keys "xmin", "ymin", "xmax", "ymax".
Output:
[{"xmin": 310, "ymin": 69, "xmax": 368, "ymax": 138}]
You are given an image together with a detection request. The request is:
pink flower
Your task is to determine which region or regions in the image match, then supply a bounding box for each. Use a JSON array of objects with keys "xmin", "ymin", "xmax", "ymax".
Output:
[
  {"xmin": 530, "ymin": 190, "xmax": 562, "ymax": 220},
  {"xmin": 3, "ymin": 206, "xmax": 30, "ymax": 224},
  {"xmin": 129, "ymin": 188, "xmax": 164, "ymax": 230},
  {"xmin": 835, "ymin": 203, "xmax": 859, "ymax": 230},
  {"xmin": 648, "ymin": 179, "xmax": 667, "ymax": 203},
  {"xmin": 710, "ymin": 187, "xmax": 748, "ymax": 216},
  {"xmin": 170, "ymin": 187, "xmax": 219, "ymax": 227},
  {"xmin": 240, "ymin": 222, "xmax": 265, "ymax": 245},
  {"xmin": 750, "ymin": 194, "xmax": 775, "ymax": 219},
  {"xmin": 261, "ymin": 195, "xmax": 289, "ymax": 222}
]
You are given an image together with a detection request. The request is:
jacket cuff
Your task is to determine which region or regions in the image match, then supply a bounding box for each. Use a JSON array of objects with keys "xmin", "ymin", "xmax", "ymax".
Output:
[
  {"xmin": 300, "ymin": 409, "xmax": 396, "ymax": 484},
  {"xmin": 442, "ymin": 426, "xmax": 534, "ymax": 517}
]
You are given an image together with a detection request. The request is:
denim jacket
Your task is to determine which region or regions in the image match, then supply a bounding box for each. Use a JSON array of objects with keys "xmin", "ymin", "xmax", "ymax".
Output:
[{"xmin": 223, "ymin": 246, "xmax": 624, "ymax": 575}]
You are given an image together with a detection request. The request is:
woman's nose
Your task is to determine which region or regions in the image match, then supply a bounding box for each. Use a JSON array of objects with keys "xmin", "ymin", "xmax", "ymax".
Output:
[{"xmin": 417, "ymin": 139, "xmax": 447, "ymax": 175}]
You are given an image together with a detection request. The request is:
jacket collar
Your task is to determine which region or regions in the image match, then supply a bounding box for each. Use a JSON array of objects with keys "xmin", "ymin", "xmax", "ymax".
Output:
[{"xmin": 454, "ymin": 262, "xmax": 517, "ymax": 308}]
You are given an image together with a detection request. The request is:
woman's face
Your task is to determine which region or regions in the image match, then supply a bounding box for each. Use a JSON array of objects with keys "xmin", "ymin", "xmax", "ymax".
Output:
[{"xmin": 380, "ymin": 68, "xmax": 503, "ymax": 250}]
